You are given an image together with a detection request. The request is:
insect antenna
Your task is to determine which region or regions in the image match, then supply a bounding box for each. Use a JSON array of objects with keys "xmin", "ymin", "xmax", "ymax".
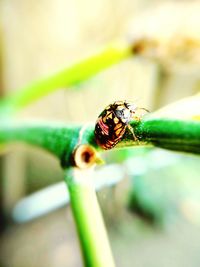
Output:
[{"xmin": 135, "ymin": 107, "xmax": 150, "ymax": 113}]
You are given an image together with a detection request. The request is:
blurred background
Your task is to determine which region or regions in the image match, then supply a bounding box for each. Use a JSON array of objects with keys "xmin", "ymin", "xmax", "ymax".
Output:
[{"xmin": 0, "ymin": 0, "xmax": 200, "ymax": 266}]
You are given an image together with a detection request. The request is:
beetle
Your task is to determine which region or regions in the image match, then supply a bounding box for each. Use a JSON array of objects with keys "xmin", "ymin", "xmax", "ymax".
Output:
[{"xmin": 95, "ymin": 100, "xmax": 148, "ymax": 149}]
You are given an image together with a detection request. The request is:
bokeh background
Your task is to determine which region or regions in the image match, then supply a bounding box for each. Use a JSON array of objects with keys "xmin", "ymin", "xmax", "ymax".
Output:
[{"xmin": 0, "ymin": 0, "xmax": 200, "ymax": 266}]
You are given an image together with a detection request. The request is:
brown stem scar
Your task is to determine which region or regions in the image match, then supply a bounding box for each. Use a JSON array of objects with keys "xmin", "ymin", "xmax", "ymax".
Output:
[{"xmin": 72, "ymin": 144, "xmax": 98, "ymax": 169}]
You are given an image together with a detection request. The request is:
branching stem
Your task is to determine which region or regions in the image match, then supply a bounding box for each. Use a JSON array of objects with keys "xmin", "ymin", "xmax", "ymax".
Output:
[{"xmin": 0, "ymin": 117, "xmax": 199, "ymax": 168}]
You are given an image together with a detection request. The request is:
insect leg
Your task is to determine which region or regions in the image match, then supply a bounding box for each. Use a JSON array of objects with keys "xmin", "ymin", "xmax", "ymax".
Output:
[{"xmin": 127, "ymin": 124, "xmax": 138, "ymax": 141}]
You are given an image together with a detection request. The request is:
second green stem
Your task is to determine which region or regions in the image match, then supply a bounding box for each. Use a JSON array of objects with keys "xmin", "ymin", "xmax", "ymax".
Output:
[{"xmin": 65, "ymin": 168, "xmax": 116, "ymax": 267}]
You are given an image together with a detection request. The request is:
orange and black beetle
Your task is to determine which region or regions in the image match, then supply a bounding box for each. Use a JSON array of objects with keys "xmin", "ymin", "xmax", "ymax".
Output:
[{"xmin": 95, "ymin": 100, "xmax": 148, "ymax": 150}]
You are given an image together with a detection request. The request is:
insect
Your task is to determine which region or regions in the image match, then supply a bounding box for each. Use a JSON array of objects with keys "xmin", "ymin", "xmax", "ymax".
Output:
[{"xmin": 95, "ymin": 100, "xmax": 148, "ymax": 149}]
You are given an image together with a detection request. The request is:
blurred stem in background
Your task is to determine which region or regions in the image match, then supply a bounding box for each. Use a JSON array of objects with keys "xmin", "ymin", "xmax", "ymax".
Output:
[
  {"xmin": 65, "ymin": 168, "xmax": 116, "ymax": 267},
  {"xmin": 0, "ymin": 41, "xmax": 132, "ymax": 115},
  {"xmin": 12, "ymin": 163, "xmax": 124, "ymax": 223}
]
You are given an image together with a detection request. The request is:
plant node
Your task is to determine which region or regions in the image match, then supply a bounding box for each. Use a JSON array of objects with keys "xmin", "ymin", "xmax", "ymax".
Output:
[{"xmin": 72, "ymin": 144, "xmax": 99, "ymax": 169}]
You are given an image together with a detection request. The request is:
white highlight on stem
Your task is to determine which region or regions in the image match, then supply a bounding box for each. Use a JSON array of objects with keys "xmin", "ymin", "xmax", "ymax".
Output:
[{"xmin": 12, "ymin": 164, "xmax": 124, "ymax": 223}]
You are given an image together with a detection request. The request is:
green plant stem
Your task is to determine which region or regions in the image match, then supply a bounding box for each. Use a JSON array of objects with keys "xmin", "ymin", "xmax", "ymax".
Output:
[
  {"xmin": 0, "ymin": 118, "xmax": 199, "ymax": 167},
  {"xmin": 0, "ymin": 42, "xmax": 132, "ymax": 115},
  {"xmin": 65, "ymin": 168, "xmax": 115, "ymax": 267}
]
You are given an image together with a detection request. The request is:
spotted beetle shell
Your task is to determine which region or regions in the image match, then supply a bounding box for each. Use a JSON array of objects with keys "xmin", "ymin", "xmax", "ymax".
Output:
[{"xmin": 95, "ymin": 101, "xmax": 136, "ymax": 149}]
